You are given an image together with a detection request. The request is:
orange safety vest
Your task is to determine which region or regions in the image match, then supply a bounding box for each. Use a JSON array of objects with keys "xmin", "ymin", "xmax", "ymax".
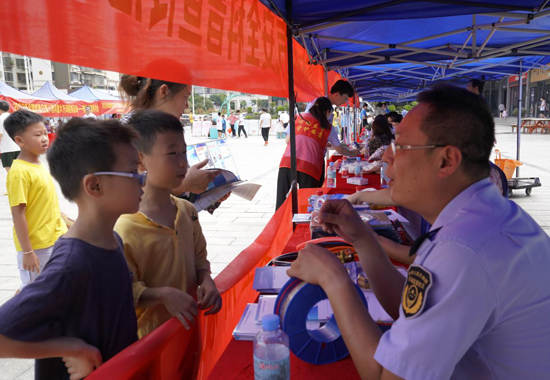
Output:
[{"xmin": 279, "ymin": 113, "xmax": 332, "ymax": 181}]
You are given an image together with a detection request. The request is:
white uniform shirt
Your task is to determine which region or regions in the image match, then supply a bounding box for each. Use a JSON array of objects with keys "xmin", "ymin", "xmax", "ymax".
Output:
[
  {"xmin": 83, "ymin": 113, "xmax": 97, "ymax": 119},
  {"xmin": 279, "ymin": 112, "xmax": 290, "ymax": 124},
  {"xmin": 259, "ymin": 113, "xmax": 272, "ymax": 128},
  {"xmin": 0, "ymin": 113, "xmax": 20, "ymax": 153},
  {"xmin": 375, "ymin": 178, "xmax": 550, "ymax": 380}
]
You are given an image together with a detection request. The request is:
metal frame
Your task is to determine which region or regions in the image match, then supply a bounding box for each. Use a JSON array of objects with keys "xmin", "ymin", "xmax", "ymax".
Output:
[
  {"xmin": 291, "ymin": 8, "xmax": 550, "ymax": 99},
  {"xmin": 297, "ymin": 10, "xmax": 549, "ymax": 85}
]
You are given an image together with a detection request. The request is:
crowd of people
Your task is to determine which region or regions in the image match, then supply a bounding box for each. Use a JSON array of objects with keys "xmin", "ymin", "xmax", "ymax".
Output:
[
  {"xmin": 0, "ymin": 77, "xmax": 549, "ymax": 380},
  {"xmin": 0, "ymin": 80, "xmax": 222, "ymax": 379}
]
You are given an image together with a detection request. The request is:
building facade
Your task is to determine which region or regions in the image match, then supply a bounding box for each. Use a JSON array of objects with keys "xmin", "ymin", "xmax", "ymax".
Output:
[
  {"xmin": 1, "ymin": 52, "xmax": 50, "ymax": 92},
  {"xmin": 1, "ymin": 52, "xmax": 120, "ymax": 94}
]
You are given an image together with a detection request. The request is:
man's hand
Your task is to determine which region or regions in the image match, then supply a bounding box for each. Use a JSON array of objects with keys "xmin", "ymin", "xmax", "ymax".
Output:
[
  {"xmin": 287, "ymin": 244, "xmax": 349, "ymax": 289},
  {"xmin": 161, "ymin": 287, "xmax": 198, "ymax": 330},
  {"xmin": 22, "ymin": 251, "xmax": 40, "ymax": 274},
  {"xmin": 318, "ymin": 200, "xmax": 372, "ymax": 244},
  {"xmin": 60, "ymin": 338, "xmax": 102, "ymax": 380},
  {"xmin": 347, "ymin": 192, "xmax": 367, "ymax": 205},
  {"xmin": 181, "ymin": 160, "xmax": 221, "ymax": 194},
  {"xmin": 197, "ymin": 277, "xmax": 222, "ymax": 316}
]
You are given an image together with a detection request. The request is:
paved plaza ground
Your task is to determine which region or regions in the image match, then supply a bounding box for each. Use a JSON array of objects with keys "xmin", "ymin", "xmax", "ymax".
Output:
[{"xmin": 0, "ymin": 119, "xmax": 549, "ymax": 379}]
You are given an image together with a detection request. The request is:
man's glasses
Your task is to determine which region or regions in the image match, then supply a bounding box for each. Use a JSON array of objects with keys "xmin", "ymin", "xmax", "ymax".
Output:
[
  {"xmin": 93, "ymin": 171, "xmax": 147, "ymax": 186},
  {"xmin": 390, "ymin": 141, "xmax": 446, "ymax": 155}
]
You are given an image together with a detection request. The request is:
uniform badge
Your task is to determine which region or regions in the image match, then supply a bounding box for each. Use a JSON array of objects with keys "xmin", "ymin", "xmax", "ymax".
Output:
[{"xmin": 402, "ymin": 265, "xmax": 433, "ymax": 319}]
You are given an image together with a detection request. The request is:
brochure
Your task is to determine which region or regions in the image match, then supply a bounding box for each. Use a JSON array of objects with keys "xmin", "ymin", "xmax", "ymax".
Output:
[
  {"xmin": 252, "ymin": 266, "xmax": 291, "ymax": 293},
  {"xmin": 233, "ymin": 303, "xmax": 261, "ymax": 341},
  {"xmin": 255, "ymin": 295, "xmax": 278, "ymax": 324},
  {"xmin": 186, "ymin": 139, "xmax": 261, "ymax": 212}
]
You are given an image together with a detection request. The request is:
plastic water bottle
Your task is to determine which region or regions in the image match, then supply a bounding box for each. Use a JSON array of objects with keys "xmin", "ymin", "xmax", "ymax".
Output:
[
  {"xmin": 310, "ymin": 190, "xmax": 325, "ymax": 229},
  {"xmin": 327, "ymin": 162, "xmax": 337, "ymax": 188},
  {"xmin": 253, "ymin": 314, "xmax": 290, "ymax": 380},
  {"xmin": 341, "ymin": 157, "xmax": 349, "ymax": 178},
  {"xmin": 380, "ymin": 161, "xmax": 389, "ymax": 188},
  {"xmin": 354, "ymin": 157, "xmax": 362, "ymax": 178}
]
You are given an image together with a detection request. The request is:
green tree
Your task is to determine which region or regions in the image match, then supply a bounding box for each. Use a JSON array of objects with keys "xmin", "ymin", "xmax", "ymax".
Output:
[
  {"xmin": 276, "ymin": 106, "xmax": 285, "ymax": 112},
  {"xmin": 258, "ymin": 100, "xmax": 269, "ymax": 109},
  {"xmin": 247, "ymin": 106, "xmax": 253, "ymax": 113},
  {"xmin": 240, "ymin": 100, "xmax": 247, "ymax": 109},
  {"xmin": 210, "ymin": 93, "xmax": 227, "ymax": 107}
]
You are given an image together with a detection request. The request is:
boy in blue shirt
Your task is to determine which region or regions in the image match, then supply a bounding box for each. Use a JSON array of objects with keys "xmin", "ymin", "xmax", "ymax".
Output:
[{"xmin": 0, "ymin": 117, "xmax": 143, "ymax": 379}]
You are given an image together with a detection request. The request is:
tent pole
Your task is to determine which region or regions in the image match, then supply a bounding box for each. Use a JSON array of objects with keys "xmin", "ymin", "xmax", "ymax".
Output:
[
  {"xmin": 516, "ymin": 60, "xmax": 522, "ymax": 177},
  {"xmin": 286, "ymin": 0, "xmax": 298, "ymax": 220},
  {"xmin": 323, "ymin": 50, "xmax": 329, "ymax": 97},
  {"xmin": 191, "ymin": 85, "xmax": 195, "ymax": 116}
]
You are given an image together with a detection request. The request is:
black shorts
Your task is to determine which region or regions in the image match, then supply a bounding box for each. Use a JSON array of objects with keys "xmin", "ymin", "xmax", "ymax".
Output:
[{"xmin": 1, "ymin": 151, "xmax": 20, "ymax": 168}]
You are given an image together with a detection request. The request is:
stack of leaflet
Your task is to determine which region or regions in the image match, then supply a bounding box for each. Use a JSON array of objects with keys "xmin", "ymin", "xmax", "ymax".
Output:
[
  {"xmin": 233, "ymin": 295, "xmax": 279, "ymax": 340},
  {"xmin": 232, "ymin": 304, "xmax": 260, "ymax": 341},
  {"xmin": 252, "ymin": 266, "xmax": 290, "ymax": 293}
]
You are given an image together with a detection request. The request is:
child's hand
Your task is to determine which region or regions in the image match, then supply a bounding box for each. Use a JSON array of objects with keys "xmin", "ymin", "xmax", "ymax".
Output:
[
  {"xmin": 61, "ymin": 338, "xmax": 102, "ymax": 380},
  {"xmin": 183, "ymin": 160, "xmax": 221, "ymax": 194},
  {"xmin": 162, "ymin": 287, "xmax": 198, "ymax": 330},
  {"xmin": 197, "ymin": 277, "xmax": 222, "ymax": 316},
  {"xmin": 22, "ymin": 251, "xmax": 40, "ymax": 274}
]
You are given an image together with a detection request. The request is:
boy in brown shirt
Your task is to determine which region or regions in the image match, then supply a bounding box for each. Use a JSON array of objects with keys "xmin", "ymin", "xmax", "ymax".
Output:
[{"xmin": 115, "ymin": 110, "xmax": 221, "ymax": 338}]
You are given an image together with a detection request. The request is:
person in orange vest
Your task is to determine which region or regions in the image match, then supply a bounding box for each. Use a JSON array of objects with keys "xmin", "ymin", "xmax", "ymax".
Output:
[{"xmin": 276, "ymin": 97, "xmax": 347, "ymax": 209}]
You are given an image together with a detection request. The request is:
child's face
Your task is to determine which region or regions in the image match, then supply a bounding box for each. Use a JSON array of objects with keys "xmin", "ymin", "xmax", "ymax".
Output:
[
  {"xmin": 140, "ymin": 131, "xmax": 188, "ymax": 190},
  {"xmin": 16, "ymin": 122, "xmax": 49, "ymax": 156},
  {"xmin": 100, "ymin": 143, "xmax": 144, "ymax": 215}
]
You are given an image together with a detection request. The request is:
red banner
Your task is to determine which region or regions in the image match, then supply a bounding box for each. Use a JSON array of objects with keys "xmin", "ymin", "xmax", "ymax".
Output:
[
  {"xmin": 0, "ymin": 97, "xmax": 127, "ymax": 117},
  {"xmin": 0, "ymin": 0, "xmax": 332, "ymax": 103}
]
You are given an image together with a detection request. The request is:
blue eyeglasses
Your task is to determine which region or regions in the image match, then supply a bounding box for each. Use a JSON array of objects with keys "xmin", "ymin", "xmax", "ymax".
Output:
[{"xmin": 93, "ymin": 171, "xmax": 147, "ymax": 186}]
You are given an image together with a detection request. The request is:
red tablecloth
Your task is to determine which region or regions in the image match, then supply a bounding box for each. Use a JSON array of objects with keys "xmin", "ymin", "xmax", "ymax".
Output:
[
  {"xmin": 207, "ymin": 340, "xmax": 361, "ymax": 380},
  {"xmin": 207, "ymin": 179, "xmax": 386, "ymax": 379},
  {"xmin": 325, "ymin": 155, "xmax": 381, "ymax": 192}
]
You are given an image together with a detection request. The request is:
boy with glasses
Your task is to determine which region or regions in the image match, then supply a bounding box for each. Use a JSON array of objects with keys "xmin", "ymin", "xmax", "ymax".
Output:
[{"xmin": 0, "ymin": 117, "xmax": 142, "ymax": 379}]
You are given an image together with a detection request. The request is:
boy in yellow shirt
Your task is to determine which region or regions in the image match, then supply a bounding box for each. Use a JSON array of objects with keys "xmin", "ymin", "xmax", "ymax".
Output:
[
  {"xmin": 115, "ymin": 110, "xmax": 221, "ymax": 338},
  {"xmin": 4, "ymin": 110, "xmax": 67, "ymax": 289}
]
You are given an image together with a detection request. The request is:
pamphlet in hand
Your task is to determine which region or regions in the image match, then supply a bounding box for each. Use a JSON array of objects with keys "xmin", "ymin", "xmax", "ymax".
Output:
[{"xmin": 186, "ymin": 139, "xmax": 261, "ymax": 212}]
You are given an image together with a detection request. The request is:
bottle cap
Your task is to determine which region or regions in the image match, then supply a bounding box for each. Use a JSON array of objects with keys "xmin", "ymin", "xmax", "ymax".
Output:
[{"xmin": 262, "ymin": 314, "xmax": 280, "ymax": 331}]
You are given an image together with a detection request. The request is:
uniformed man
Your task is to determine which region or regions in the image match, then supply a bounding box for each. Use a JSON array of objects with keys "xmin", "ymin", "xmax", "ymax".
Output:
[{"xmin": 288, "ymin": 84, "xmax": 550, "ymax": 380}]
